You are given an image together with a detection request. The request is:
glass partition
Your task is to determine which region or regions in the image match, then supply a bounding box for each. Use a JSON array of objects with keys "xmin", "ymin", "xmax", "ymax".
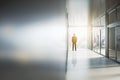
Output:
[
  {"xmin": 101, "ymin": 28, "xmax": 105, "ymax": 55},
  {"xmin": 93, "ymin": 27, "xmax": 101, "ymax": 53},
  {"xmin": 109, "ymin": 27, "xmax": 116, "ymax": 60},
  {"xmin": 116, "ymin": 27, "xmax": 120, "ymax": 62}
]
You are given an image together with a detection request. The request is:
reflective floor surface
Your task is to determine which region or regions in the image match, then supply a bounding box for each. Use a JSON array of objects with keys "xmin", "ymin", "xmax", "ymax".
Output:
[{"xmin": 66, "ymin": 49, "xmax": 120, "ymax": 80}]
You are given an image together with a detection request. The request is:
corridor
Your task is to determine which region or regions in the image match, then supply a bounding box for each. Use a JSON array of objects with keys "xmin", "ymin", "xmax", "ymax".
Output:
[
  {"xmin": 66, "ymin": 49, "xmax": 120, "ymax": 80},
  {"xmin": 1, "ymin": 0, "xmax": 120, "ymax": 80}
]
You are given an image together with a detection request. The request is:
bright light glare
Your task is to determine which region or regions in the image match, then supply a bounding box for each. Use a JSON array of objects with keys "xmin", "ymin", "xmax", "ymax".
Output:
[
  {"xmin": 0, "ymin": 16, "xmax": 67, "ymax": 62},
  {"xmin": 68, "ymin": 0, "xmax": 89, "ymax": 26},
  {"xmin": 69, "ymin": 27, "xmax": 88, "ymax": 49}
]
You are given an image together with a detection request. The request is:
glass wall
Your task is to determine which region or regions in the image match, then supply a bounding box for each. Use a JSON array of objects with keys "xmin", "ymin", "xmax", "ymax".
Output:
[
  {"xmin": 101, "ymin": 28, "xmax": 106, "ymax": 55},
  {"xmin": 116, "ymin": 6, "xmax": 120, "ymax": 62},
  {"xmin": 93, "ymin": 27, "xmax": 101, "ymax": 53},
  {"xmin": 109, "ymin": 27, "xmax": 116, "ymax": 60},
  {"xmin": 116, "ymin": 27, "xmax": 120, "ymax": 62},
  {"xmin": 108, "ymin": 27, "xmax": 120, "ymax": 62},
  {"xmin": 100, "ymin": 16, "xmax": 106, "ymax": 56}
]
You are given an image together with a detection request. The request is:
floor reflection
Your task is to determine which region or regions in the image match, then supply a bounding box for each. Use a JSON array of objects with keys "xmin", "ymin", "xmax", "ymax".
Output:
[
  {"xmin": 66, "ymin": 49, "xmax": 120, "ymax": 80},
  {"xmin": 72, "ymin": 51, "xmax": 77, "ymax": 67}
]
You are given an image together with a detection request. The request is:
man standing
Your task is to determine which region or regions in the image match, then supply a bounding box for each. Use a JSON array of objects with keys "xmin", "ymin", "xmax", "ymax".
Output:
[{"xmin": 72, "ymin": 33, "xmax": 77, "ymax": 51}]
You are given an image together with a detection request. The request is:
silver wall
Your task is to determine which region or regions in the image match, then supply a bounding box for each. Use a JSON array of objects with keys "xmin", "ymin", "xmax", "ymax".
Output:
[{"xmin": 0, "ymin": 0, "xmax": 67, "ymax": 80}]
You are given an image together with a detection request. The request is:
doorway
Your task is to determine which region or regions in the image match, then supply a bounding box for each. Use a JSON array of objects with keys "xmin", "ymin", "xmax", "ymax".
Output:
[{"xmin": 68, "ymin": 26, "xmax": 87, "ymax": 50}]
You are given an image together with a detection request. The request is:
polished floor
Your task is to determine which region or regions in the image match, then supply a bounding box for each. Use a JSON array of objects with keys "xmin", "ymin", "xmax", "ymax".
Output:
[{"xmin": 66, "ymin": 49, "xmax": 120, "ymax": 80}]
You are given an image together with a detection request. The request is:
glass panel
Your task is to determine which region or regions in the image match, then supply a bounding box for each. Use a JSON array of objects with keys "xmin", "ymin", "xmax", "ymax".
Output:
[
  {"xmin": 109, "ymin": 9, "xmax": 116, "ymax": 24},
  {"xmin": 117, "ymin": 6, "xmax": 120, "ymax": 21},
  {"xmin": 93, "ymin": 28, "xmax": 96, "ymax": 51},
  {"xmin": 116, "ymin": 27, "xmax": 120, "ymax": 62},
  {"xmin": 101, "ymin": 28, "xmax": 105, "ymax": 55},
  {"xmin": 93, "ymin": 27, "xmax": 100, "ymax": 53},
  {"xmin": 109, "ymin": 27, "xmax": 116, "ymax": 60}
]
